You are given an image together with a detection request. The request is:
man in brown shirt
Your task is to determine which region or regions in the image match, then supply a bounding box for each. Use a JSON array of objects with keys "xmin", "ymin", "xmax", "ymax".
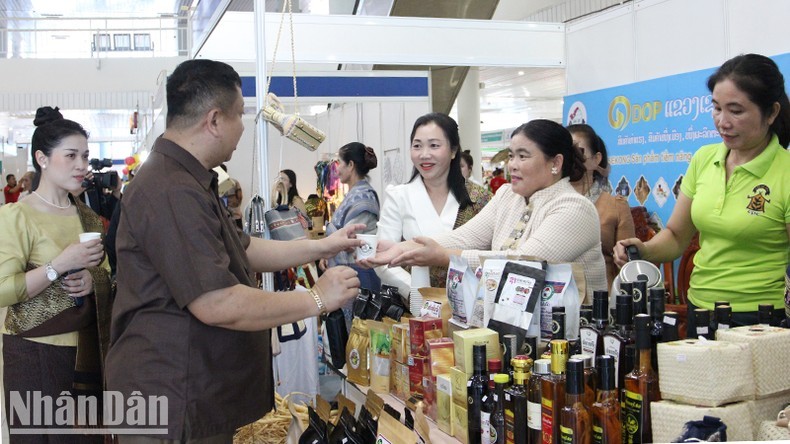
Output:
[{"xmin": 105, "ymin": 59, "xmax": 362, "ymax": 442}]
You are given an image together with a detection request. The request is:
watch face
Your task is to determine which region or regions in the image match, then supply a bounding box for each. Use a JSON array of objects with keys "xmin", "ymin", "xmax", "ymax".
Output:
[{"xmin": 46, "ymin": 266, "xmax": 58, "ymax": 281}]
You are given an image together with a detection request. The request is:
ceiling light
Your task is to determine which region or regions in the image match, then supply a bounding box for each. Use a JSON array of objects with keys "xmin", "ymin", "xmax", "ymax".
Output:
[{"xmin": 518, "ymin": 71, "xmax": 525, "ymax": 76}]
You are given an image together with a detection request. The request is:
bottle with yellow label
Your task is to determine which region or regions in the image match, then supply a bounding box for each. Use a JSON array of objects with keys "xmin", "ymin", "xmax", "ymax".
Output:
[
  {"xmin": 622, "ymin": 314, "xmax": 660, "ymax": 443},
  {"xmin": 541, "ymin": 339, "xmax": 569, "ymax": 444},
  {"xmin": 505, "ymin": 356, "xmax": 531, "ymax": 444},
  {"xmin": 559, "ymin": 359, "xmax": 591, "ymax": 444}
]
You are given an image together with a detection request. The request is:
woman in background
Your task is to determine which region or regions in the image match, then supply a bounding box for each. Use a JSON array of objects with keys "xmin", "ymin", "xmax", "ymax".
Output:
[
  {"xmin": 320, "ymin": 142, "xmax": 380, "ymax": 327},
  {"xmin": 0, "ymin": 107, "xmax": 110, "ymax": 442},
  {"xmin": 273, "ymin": 168, "xmax": 307, "ymax": 214},
  {"xmin": 615, "ymin": 53, "xmax": 790, "ymax": 329},
  {"xmin": 568, "ymin": 123, "xmax": 635, "ymax": 288},
  {"xmin": 376, "ymin": 113, "xmax": 491, "ymax": 312}
]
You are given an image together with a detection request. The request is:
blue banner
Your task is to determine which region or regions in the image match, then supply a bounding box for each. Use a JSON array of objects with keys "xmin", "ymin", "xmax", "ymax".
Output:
[{"xmin": 563, "ymin": 52, "xmax": 790, "ymax": 226}]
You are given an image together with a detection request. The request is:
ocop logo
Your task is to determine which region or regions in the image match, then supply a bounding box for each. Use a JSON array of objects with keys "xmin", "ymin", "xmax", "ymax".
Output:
[
  {"xmin": 608, "ymin": 95, "xmax": 662, "ymax": 131},
  {"xmin": 566, "ymin": 101, "xmax": 587, "ymax": 125}
]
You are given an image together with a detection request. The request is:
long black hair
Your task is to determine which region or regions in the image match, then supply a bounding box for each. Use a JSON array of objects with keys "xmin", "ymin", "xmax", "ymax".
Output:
[
  {"xmin": 707, "ymin": 53, "xmax": 790, "ymax": 148},
  {"xmin": 567, "ymin": 123, "xmax": 609, "ymax": 184},
  {"xmin": 279, "ymin": 169, "xmax": 300, "ymax": 206},
  {"xmin": 408, "ymin": 113, "xmax": 472, "ymax": 209}
]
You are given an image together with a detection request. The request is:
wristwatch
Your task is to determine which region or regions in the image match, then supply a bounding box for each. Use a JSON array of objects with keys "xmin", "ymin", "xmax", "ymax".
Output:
[{"xmin": 45, "ymin": 262, "xmax": 59, "ymax": 282}]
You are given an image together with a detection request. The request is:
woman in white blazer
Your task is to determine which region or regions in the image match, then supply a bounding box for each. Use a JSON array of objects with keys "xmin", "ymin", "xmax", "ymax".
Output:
[{"xmin": 376, "ymin": 113, "xmax": 491, "ymax": 313}]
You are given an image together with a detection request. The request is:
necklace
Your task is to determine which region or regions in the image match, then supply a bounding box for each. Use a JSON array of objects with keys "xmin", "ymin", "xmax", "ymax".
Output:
[{"xmin": 32, "ymin": 191, "xmax": 72, "ymax": 210}]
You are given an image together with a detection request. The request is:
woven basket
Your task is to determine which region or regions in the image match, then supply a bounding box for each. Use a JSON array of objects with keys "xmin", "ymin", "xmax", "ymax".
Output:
[
  {"xmin": 748, "ymin": 392, "xmax": 790, "ymax": 433},
  {"xmin": 651, "ymin": 400, "xmax": 755, "ymax": 442},
  {"xmin": 717, "ymin": 326, "xmax": 790, "ymax": 397},
  {"xmin": 657, "ymin": 339, "xmax": 754, "ymax": 406},
  {"xmin": 757, "ymin": 420, "xmax": 790, "ymax": 441}
]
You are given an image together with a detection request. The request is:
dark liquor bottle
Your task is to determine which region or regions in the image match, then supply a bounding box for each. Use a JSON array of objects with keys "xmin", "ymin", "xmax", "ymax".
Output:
[
  {"xmin": 758, "ymin": 304, "xmax": 774, "ymax": 326},
  {"xmin": 631, "ymin": 281, "xmax": 648, "ymax": 316},
  {"xmin": 602, "ymin": 294, "xmax": 635, "ymax": 389},
  {"xmin": 541, "ymin": 339, "xmax": 569, "ymax": 444},
  {"xmin": 543, "ymin": 312, "xmax": 567, "ymax": 359},
  {"xmin": 469, "ymin": 344, "xmax": 489, "ymax": 444},
  {"xmin": 491, "ymin": 374, "xmax": 509, "ymax": 444},
  {"xmin": 648, "ymin": 288, "xmax": 665, "ymax": 372},
  {"xmin": 570, "ymin": 354, "xmax": 596, "ymax": 411},
  {"xmin": 661, "ymin": 311, "xmax": 679, "ymax": 342},
  {"xmin": 580, "ymin": 305, "xmax": 593, "ymax": 327},
  {"xmin": 505, "ymin": 356, "xmax": 531, "ymax": 444},
  {"xmin": 618, "ymin": 282, "xmax": 633, "ymax": 297},
  {"xmin": 525, "ymin": 335, "xmax": 539, "ymax": 362},
  {"xmin": 580, "ymin": 290, "xmax": 609, "ymax": 362},
  {"xmin": 503, "ymin": 335, "xmax": 518, "ymax": 383},
  {"xmin": 623, "ymin": 315, "xmax": 661, "ymax": 444},
  {"xmin": 560, "ymin": 359, "xmax": 592, "ymax": 444},
  {"xmin": 693, "ymin": 308, "xmax": 712, "ymax": 339},
  {"xmin": 591, "ymin": 355, "xmax": 621, "ymax": 444},
  {"xmin": 482, "ymin": 358, "xmax": 503, "ymax": 444},
  {"xmin": 528, "ymin": 359, "xmax": 550, "ymax": 444},
  {"xmin": 712, "ymin": 305, "xmax": 732, "ymax": 338}
]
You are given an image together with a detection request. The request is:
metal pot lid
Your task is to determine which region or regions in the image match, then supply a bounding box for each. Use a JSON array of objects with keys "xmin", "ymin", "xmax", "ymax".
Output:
[{"xmin": 619, "ymin": 260, "xmax": 662, "ymax": 287}]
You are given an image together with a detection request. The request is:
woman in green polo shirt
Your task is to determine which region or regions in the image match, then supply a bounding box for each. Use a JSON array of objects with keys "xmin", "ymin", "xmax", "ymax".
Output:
[{"xmin": 615, "ymin": 53, "xmax": 790, "ymax": 330}]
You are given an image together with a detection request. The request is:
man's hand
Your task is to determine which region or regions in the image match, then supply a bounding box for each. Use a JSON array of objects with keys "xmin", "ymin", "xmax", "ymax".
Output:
[
  {"xmin": 318, "ymin": 224, "xmax": 365, "ymax": 258},
  {"xmin": 313, "ymin": 266, "xmax": 360, "ymax": 312}
]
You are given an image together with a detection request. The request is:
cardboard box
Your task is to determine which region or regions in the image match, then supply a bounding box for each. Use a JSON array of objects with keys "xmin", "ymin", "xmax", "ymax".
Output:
[
  {"xmin": 427, "ymin": 337, "xmax": 455, "ymax": 377},
  {"xmin": 390, "ymin": 360, "xmax": 410, "ymax": 402},
  {"xmin": 657, "ymin": 339, "xmax": 754, "ymax": 406},
  {"xmin": 650, "ymin": 400, "xmax": 755, "ymax": 442},
  {"xmin": 452, "ymin": 400, "xmax": 469, "ymax": 444},
  {"xmin": 717, "ymin": 326, "xmax": 790, "ymax": 397},
  {"xmin": 436, "ymin": 374, "xmax": 454, "ymax": 436},
  {"xmin": 409, "ymin": 316, "xmax": 443, "ymax": 357},
  {"xmin": 418, "ymin": 287, "xmax": 453, "ymax": 336},
  {"xmin": 453, "ymin": 328, "xmax": 502, "ymax": 373},
  {"xmin": 450, "ymin": 365, "xmax": 471, "ymax": 407},
  {"xmin": 390, "ymin": 323, "xmax": 410, "ymax": 364},
  {"xmin": 408, "ymin": 355, "xmax": 430, "ymax": 398}
]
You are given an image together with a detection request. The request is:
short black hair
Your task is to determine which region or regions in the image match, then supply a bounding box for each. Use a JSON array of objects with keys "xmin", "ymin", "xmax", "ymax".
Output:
[
  {"xmin": 6, "ymin": 174, "xmax": 14, "ymax": 181},
  {"xmin": 166, "ymin": 59, "xmax": 242, "ymax": 128}
]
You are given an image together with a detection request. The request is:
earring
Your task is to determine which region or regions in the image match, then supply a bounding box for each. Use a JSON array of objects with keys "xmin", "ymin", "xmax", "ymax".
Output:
[
  {"xmin": 551, "ymin": 167, "xmax": 558, "ymax": 175},
  {"xmin": 42, "ymin": 164, "xmax": 47, "ymax": 169}
]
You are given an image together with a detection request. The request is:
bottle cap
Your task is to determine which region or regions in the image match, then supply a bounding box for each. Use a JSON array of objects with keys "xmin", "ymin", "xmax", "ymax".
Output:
[
  {"xmin": 565, "ymin": 359, "xmax": 585, "ymax": 395},
  {"xmin": 597, "ymin": 355, "xmax": 616, "ymax": 390},
  {"xmin": 619, "ymin": 282, "xmax": 634, "ymax": 295},
  {"xmin": 616, "ymin": 294, "xmax": 634, "ymax": 326},
  {"xmin": 488, "ymin": 358, "xmax": 502, "ymax": 374},
  {"xmin": 632, "ymin": 280, "xmax": 648, "ymax": 313},
  {"xmin": 533, "ymin": 359, "xmax": 551, "ymax": 375},
  {"xmin": 552, "ymin": 305, "xmax": 566, "ymax": 313},
  {"xmin": 494, "ymin": 374, "xmax": 509, "ymax": 384},
  {"xmin": 593, "ymin": 290, "xmax": 609, "ymax": 321},
  {"xmin": 570, "ymin": 353, "xmax": 594, "ymax": 369},
  {"xmin": 634, "ymin": 313, "xmax": 651, "ymax": 349},
  {"xmin": 551, "ymin": 312, "xmax": 566, "ymax": 339},
  {"xmin": 649, "ymin": 288, "xmax": 666, "ymax": 316},
  {"xmin": 714, "ymin": 300, "xmax": 729, "ymax": 308},
  {"xmin": 524, "ymin": 335, "xmax": 538, "ymax": 361},
  {"xmin": 473, "ymin": 344, "xmax": 487, "ymax": 370},
  {"xmin": 715, "ymin": 305, "xmax": 732, "ymax": 320},
  {"xmin": 511, "ymin": 355, "xmax": 531, "ymax": 370},
  {"xmin": 549, "ymin": 339, "xmax": 569, "ymax": 375},
  {"xmin": 579, "ymin": 308, "xmax": 593, "ymax": 327},
  {"xmin": 694, "ymin": 308, "xmax": 710, "ymax": 325}
]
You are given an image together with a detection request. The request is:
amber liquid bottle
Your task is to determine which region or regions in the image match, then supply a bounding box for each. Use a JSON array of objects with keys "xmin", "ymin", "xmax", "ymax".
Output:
[
  {"xmin": 570, "ymin": 354, "xmax": 596, "ymax": 411},
  {"xmin": 529, "ymin": 359, "xmax": 550, "ymax": 444},
  {"xmin": 623, "ymin": 314, "xmax": 661, "ymax": 444},
  {"xmin": 580, "ymin": 290, "xmax": 609, "ymax": 362},
  {"xmin": 560, "ymin": 359, "xmax": 592, "ymax": 444},
  {"xmin": 591, "ymin": 355, "xmax": 621, "ymax": 444},
  {"xmin": 541, "ymin": 339, "xmax": 569, "ymax": 444},
  {"xmin": 505, "ymin": 356, "xmax": 531, "ymax": 444},
  {"xmin": 602, "ymin": 294, "xmax": 635, "ymax": 390}
]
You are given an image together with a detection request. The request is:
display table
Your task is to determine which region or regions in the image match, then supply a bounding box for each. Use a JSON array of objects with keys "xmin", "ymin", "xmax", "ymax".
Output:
[{"xmin": 328, "ymin": 363, "xmax": 460, "ymax": 444}]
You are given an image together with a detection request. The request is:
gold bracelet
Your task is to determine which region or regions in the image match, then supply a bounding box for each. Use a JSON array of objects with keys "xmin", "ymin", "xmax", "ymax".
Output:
[{"xmin": 309, "ymin": 288, "xmax": 327, "ymax": 315}]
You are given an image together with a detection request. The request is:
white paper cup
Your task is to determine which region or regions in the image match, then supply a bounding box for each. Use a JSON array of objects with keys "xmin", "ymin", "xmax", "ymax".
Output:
[
  {"xmin": 79, "ymin": 232, "xmax": 102, "ymax": 243},
  {"xmin": 356, "ymin": 234, "xmax": 378, "ymax": 260}
]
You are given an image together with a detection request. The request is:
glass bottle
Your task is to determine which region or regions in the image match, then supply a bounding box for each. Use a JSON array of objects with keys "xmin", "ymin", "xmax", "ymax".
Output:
[
  {"xmin": 648, "ymin": 288, "xmax": 665, "ymax": 372},
  {"xmin": 503, "ymin": 335, "xmax": 518, "ymax": 383},
  {"xmin": 693, "ymin": 308, "xmax": 712, "ymax": 339},
  {"xmin": 542, "ymin": 312, "xmax": 567, "ymax": 360},
  {"xmin": 469, "ymin": 344, "xmax": 489, "ymax": 444},
  {"xmin": 524, "ymin": 335, "xmax": 539, "ymax": 362},
  {"xmin": 712, "ymin": 305, "xmax": 732, "ymax": 338},
  {"xmin": 591, "ymin": 355, "xmax": 621, "ymax": 444},
  {"xmin": 482, "ymin": 358, "xmax": 503, "ymax": 444},
  {"xmin": 580, "ymin": 290, "xmax": 609, "ymax": 362},
  {"xmin": 631, "ymin": 281, "xmax": 648, "ymax": 316},
  {"xmin": 623, "ymin": 314, "xmax": 661, "ymax": 444},
  {"xmin": 580, "ymin": 305, "xmax": 593, "ymax": 327},
  {"xmin": 541, "ymin": 339, "xmax": 569, "ymax": 444},
  {"xmin": 491, "ymin": 374, "xmax": 509, "ymax": 444},
  {"xmin": 618, "ymin": 282, "xmax": 633, "ymax": 297},
  {"xmin": 758, "ymin": 304, "xmax": 774, "ymax": 326},
  {"xmin": 570, "ymin": 353, "xmax": 596, "ymax": 411},
  {"xmin": 661, "ymin": 311, "xmax": 679, "ymax": 342},
  {"xmin": 560, "ymin": 359, "xmax": 592, "ymax": 444},
  {"xmin": 602, "ymin": 294, "xmax": 635, "ymax": 389},
  {"xmin": 528, "ymin": 359, "xmax": 550, "ymax": 444},
  {"xmin": 505, "ymin": 356, "xmax": 532, "ymax": 444}
]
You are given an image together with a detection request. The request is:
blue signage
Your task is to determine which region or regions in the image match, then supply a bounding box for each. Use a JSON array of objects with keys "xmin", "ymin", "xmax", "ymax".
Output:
[{"xmin": 563, "ymin": 52, "xmax": 790, "ymax": 227}]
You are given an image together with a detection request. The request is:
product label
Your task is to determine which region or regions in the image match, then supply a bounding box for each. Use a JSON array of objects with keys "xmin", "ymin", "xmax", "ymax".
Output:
[
  {"xmin": 592, "ymin": 424, "xmax": 603, "ymax": 444},
  {"xmin": 527, "ymin": 401, "xmax": 542, "ymax": 430},
  {"xmin": 541, "ymin": 397, "xmax": 553, "ymax": 444},
  {"xmin": 505, "ymin": 409, "xmax": 515, "ymax": 444},
  {"xmin": 421, "ymin": 300, "xmax": 443, "ymax": 319},
  {"xmin": 696, "ymin": 326, "xmax": 709, "ymax": 337},
  {"xmin": 481, "ymin": 411, "xmax": 492, "ymax": 444},
  {"xmin": 579, "ymin": 328, "xmax": 599, "ymax": 359},
  {"xmin": 560, "ymin": 426, "xmax": 573, "ymax": 444},
  {"xmin": 376, "ymin": 435, "xmax": 393, "ymax": 444},
  {"xmin": 602, "ymin": 336, "xmax": 622, "ymax": 386},
  {"xmin": 499, "ymin": 274, "xmax": 538, "ymax": 311},
  {"xmin": 623, "ymin": 390, "xmax": 644, "ymax": 444},
  {"xmin": 349, "ymin": 349, "xmax": 361, "ymax": 369}
]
